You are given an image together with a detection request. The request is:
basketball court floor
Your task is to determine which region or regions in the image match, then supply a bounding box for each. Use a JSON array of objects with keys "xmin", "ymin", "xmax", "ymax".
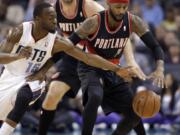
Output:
[{"xmin": 13, "ymin": 125, "xmax": 180, "ymax": 135}]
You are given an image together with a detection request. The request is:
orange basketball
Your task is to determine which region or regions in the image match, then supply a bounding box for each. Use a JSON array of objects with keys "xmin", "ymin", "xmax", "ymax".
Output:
[{"xmin": 132, "ymin": 90, "xmax": 161, "ymax": 118}]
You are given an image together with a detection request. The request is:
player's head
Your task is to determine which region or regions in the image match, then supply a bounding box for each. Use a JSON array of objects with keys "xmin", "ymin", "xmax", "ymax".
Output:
[
  {"xmin": 33, "ymin": 3, "xmax": 57, "ymax": 33},
  {"xmin": 61, "ymin": 0, "xmax": 74, "ymax": 4},
  {"xmin": 107, "ymin": 0, "xmax": 129, "ymax": 21}
]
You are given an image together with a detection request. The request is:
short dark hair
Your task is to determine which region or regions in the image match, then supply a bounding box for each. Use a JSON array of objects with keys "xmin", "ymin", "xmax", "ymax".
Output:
[{"xmin": 33, "ymin": 2, "xmax": 52, "ymax": 18}]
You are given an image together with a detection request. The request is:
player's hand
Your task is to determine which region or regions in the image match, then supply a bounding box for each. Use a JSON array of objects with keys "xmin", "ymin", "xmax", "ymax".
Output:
[
  {"xmin": 115, "ymin": 66, "xmax": 136, "ymax": 81},
  {"xmin": 26, "ymin": 72, "xmax": 45, "ymax": 83},
  {"xmin": 18, "ymin": 46, "xmax": 32, "ymax": 59},
  {"xmin": 147, "ymin": 69, "xmax": 165, "ymax": 88},
  {"xmin": 51, "ymin": 72, "xmax": 60, "ymax": 79},
  {"xmin": 131, "ymin": 66, "xmax": 147, "ymax": 81}
]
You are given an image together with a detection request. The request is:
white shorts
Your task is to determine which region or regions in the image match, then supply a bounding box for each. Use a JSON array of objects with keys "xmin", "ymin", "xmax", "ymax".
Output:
[{"xmin": 0, "ymin": 69, "xmax": 44, "ymax": 121}]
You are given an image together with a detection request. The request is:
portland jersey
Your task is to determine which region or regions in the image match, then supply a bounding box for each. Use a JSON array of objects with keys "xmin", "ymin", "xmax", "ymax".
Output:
[
  {"xmin": 87, "ymin": 10, "xmax": 132, "ymax": 64},
  {"xmin": 5, "ymin": 22, "xmax": 57, "ymax": 76},
  {"xmin": 56, "ymin": 0, "xmax": 86, "ymax": 35}
]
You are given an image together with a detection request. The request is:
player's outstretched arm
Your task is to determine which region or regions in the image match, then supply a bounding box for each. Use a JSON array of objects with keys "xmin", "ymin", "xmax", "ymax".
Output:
[
  {"xmin": 53, "ymin": 36, "xmax": 137, "ymax": 81},
  {"xmin": 131, "ymin": 14, "xmax": 165, "ymax": 88},
  {"xmin": 53, "ymin": 36, "xmax": 119, "ymax": 72}
]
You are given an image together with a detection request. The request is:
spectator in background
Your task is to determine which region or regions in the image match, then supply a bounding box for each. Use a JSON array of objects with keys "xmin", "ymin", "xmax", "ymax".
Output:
[
  {"xmin": 5, "ymin": 4, "xmax": 25, "ymax": 25},
  {"xmin": 161, "ymin": 5, "xmax": 177, "ymax": 32},
  {"xmin": 131, "ymin": 2, "xmax": 142, "ymax": 17},
  {"xmin": 141, "ymin": 0, "xmax": 164, "ymax": 27},
  {"xmin": 163, "ymin": 32, "xmax": 179, "ymax": 60},
  {"xmin": 166, "ymin": 43, "xmax": 180, "ymax": 64},
  {"xmin": 24, "ymin": 0, "xmax": 45, "ymax": 21},
  {"xmin": 0, "ymin": 0, "xmax": 8, "ymax": 22},
  {"xmin": 161, "ymin": 73, "xmax": 179, "ymax": 116},
  {"xmin": 155, "ymin": 26, "xmax": 168, "ymax": 53},
  {"xmin": 175, "ymin": 15, "xmax": 180, "ymax": 40},
  {"xmin": 173, "ymin": 0, "xmax": 180, "ymax": 15}
]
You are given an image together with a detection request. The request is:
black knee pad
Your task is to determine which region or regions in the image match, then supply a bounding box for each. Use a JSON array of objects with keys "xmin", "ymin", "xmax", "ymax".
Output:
[{"xmin": 7, "ymin": 85, "xmax": 33, "ymax": 123}]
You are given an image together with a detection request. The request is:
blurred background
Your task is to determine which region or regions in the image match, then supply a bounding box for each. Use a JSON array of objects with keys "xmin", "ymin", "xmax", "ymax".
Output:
[{"xmin": 0, "ymin": 0, "xmax": 180, "ymax": 135}]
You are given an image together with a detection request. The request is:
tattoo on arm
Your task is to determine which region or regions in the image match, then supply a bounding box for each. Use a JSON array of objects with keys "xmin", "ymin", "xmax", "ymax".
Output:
[
  {"xmin": 131, "ymin": 14, "xmax": 149, "ymax": 37},
  {"xmin": 76, "ymin": 15, "xmax": 99, "ymax": 39}
]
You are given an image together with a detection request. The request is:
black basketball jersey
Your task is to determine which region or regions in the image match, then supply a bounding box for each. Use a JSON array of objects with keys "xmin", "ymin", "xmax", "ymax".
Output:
[
  {"xmin": 87, "ymin": 10, "xmax": 132, "ymax": 64},
  {"xmin": 56, "ymin": 0, "xmax": 86, "ymax": 35}
]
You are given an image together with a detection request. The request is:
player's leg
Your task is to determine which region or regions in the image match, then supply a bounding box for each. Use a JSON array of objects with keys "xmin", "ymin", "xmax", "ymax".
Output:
[
  {"xmin": 78, "ymin": 62, "xmax": 104, "ymax": 135},
  {"xmin": 38, "ymin": 80, "xmax": 70, "ymax": 135},
  {"xmin": 102, "ymin": 74, "xmax": 141, "ymax": 135},
  {"xmin": 38, "ymin": 62, "xmax": 81, "ymax": 135},
  {"xmin": 0, "ymin": 85, "xmax": 33, "ymax": 135},
  {"xmin": 134, "ymin": 119, "xmax": 146, "ymax": 135}
]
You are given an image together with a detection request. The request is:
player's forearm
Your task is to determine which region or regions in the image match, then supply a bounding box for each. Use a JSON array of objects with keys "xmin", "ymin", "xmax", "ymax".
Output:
[
  {"xmin": 0, "ymin": 53, "xmax": 22, "ymax": 64},
  {"xmin": 84, "ymin": 53, "xmax": 120, "ymax": 72},
  {"xmin": 155, "ymin": 60, "xmax": 164, "ymax": 72},
  {"xmin": 140, "ymin": 32, "xmax": 164, "ymax": 61},
  {"xmin": 64, "ymin": 46, "xmax": 119, "ymax": 72}
]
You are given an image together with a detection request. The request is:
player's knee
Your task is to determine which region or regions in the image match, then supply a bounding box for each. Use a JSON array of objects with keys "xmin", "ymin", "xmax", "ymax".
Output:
[
  {"xmin": 43, "ymin": 81, "xmax": 69, "ymax": 107},
  {"xmin": 17, "ymin": 88, "xmax": 33, "ymax": 106},
  {"xmin": 49, "ymin": 81, "xmax": 69, "ymax": 97}
]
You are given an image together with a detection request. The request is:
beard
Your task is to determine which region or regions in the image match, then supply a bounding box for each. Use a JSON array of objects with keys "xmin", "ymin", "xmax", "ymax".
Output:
[{"xmin": 109, "ymin": 9, "xmax": 124, "ymax": 22}]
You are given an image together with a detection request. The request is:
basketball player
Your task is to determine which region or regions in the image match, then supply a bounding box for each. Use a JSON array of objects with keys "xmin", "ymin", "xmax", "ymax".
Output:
[
  {"xmin": 68, "ymin": 0, "xmax": 165, "ymax": 135},
  {"xmin": 38, "ymin": 0, "xmax": 146, "ymax": 135},
  {"xmin": 0, "ymin": 3, "xmax": 137, "ymax": 135}
]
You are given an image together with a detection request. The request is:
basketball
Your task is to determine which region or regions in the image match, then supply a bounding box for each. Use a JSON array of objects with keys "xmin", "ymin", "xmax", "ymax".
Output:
[{"xmin": 132, "ymin": 90, "xmax": 161, "ymax": 118}]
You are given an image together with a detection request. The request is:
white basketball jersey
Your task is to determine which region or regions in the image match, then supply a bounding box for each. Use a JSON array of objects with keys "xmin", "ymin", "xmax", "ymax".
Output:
[{"xmin": 4, "ymin": 22, "xmax": 57, "ymax": 77}]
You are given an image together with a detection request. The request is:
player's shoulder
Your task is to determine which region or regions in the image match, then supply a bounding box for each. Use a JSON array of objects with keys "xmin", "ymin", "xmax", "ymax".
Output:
[
  {"xmin": 7, "ymin": 24, "xmax": 23, "ymax": 43},
  {"xmin": 129, "ymin": 13, "xmax": 149, "ymax": 36},
  {"xmin": 84, "ymin": 0, "xmax": 104, "ymax": 17}
]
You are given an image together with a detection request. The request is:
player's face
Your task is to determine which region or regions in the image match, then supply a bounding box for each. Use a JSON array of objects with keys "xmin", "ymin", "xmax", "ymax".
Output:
[
  {"xmin": 40, "ymin": 7, "xmax": 57, "ymax": 33},
  {"xmin": 108, "ymin": 3, "xmax": 128, "ymax": 21},
  {"xmin": 61, "ymin": 0, "xmax": 74, "ymax": 4}
]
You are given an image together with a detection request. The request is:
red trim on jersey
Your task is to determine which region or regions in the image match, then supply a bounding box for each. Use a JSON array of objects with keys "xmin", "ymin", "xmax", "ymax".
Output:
[
  {"xmin": 128, "ymin": 12, "xmax": 132, "ymax": 34},
  {"xmin": 60, "ymin": 0, "xmax": 79, "ymax": 20},
  {"xmin": 108, "ymin": 0, "xmax": 129, "ymax": 3},
  {"xmin": 87, "ymin": 44, "xmax": 97, "ymax": 54},
  {"xmin": 62, "ymin": 32, "xmax": 69, "ymax": 37},
  {"xmin": 105, "ymin": 10, "xmax": 123, "ymax": 34},
  {"xmin": 88, "ymin": 14, "xmax": 101, "ymax": 41},
  {"xmin": 108, "ymin": 59, "xmax": 119, "ymax": 64},
  {"xmin": 82, "ymin": 0, "xmax": 87, "ymax": 18}
]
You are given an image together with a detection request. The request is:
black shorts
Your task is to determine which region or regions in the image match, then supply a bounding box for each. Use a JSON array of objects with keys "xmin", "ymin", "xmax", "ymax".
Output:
[
  {"xmin": 53, "ymin": 55, "xmax": 81, "ymax": 98},
  {"xmin": 78, "ymin": 62, "xmax": 134, "ymax": 115}
]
